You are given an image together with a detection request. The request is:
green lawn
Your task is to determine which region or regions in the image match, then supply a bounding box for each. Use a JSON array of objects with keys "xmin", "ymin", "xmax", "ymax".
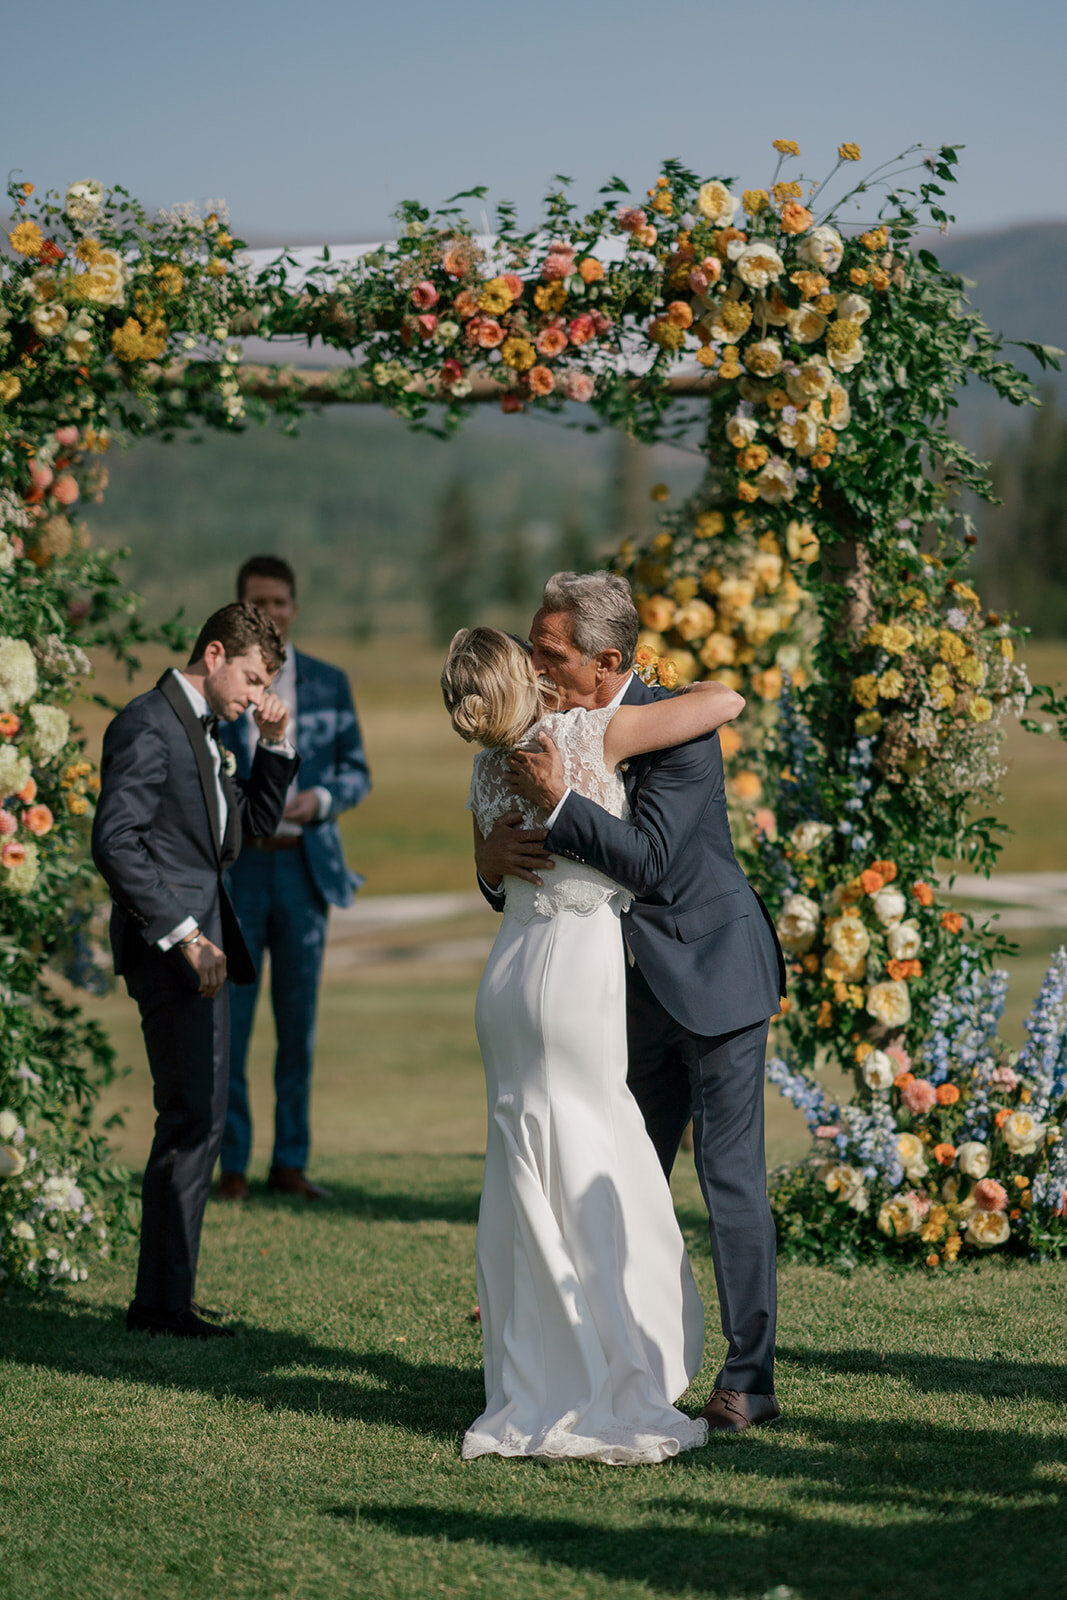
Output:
[{"xmin": 2, "ymin": 1155, "xmax": 1065, "ymax": 1600}]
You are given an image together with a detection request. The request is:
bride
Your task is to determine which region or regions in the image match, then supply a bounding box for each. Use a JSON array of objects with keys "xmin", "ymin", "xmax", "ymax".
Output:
[{"xmin": 441, "ymin": 627, "xmax": 745, "ymax": 1465}]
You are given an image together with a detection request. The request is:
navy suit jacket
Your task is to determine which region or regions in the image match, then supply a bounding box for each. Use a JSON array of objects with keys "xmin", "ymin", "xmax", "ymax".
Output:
[
  {"xmin": 92, "ymin": 671, "xmax": 298, "ymax": 989},
  {"xmin": 218, "ymin": 648, "xmax": 370, "ymax": 908},
  {"xmin": 482, "ymin": 676, "xmax": 786, "ymax": 1037}
]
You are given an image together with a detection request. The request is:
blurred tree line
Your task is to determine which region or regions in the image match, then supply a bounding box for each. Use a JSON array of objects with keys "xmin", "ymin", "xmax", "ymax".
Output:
[{"xmin": 978, "ymin": 392, "xmax": 1067, "ymax": 638}]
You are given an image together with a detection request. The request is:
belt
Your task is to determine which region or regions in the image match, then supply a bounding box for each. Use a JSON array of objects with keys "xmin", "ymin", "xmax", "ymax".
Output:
[{"xmin": 245, "ymin": 834, "xmax": 303, "ymax": 852}]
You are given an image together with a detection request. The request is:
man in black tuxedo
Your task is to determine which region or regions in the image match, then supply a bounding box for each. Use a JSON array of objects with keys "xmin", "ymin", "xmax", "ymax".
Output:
[
  {"xmin": 92, "ymin": 603, "xmax": 299, "ymax": 1339},
  {"xmin": 475, "ymin": 572, "xmax": 787, "ymax": 1433}
]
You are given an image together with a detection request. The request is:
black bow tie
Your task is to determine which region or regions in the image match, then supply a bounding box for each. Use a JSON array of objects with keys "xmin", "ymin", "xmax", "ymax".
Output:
[{"xmin": 200, "ymin": 712, "xmax": 219, "ymax": 739}]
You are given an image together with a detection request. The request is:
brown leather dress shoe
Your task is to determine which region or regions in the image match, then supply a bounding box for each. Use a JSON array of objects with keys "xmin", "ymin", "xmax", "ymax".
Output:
[
  {"xmin": 266, "ymin": 1166, "xmax": 332, "ymax": 1201},
  {"xmin": 215, "ymin": 1171, "xmax": 250, "ymax": 1202},
  {"xmin": 700, "ymin": 1388, "xmax": 781, "ymax": 1434}
]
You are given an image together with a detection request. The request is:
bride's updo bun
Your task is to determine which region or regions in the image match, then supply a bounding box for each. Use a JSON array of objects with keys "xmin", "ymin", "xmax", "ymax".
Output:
[{"xmin": 441, "ymin": 627, "xmax": 548, "ymax": 749}]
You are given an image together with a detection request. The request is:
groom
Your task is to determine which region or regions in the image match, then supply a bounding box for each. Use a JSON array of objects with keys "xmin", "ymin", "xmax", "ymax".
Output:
[
  {"xmin": 476, "ymin": 571, "xmax": 787, "ymax": 1432},
  {"xmin": 92, "ymin": 602, "xmax": 298, "ymax": 1338}
]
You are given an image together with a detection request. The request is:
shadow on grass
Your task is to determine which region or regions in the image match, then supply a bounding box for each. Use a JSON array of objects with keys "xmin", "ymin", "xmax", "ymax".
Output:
[
  {"xmin": 0, "ymin": 1295, "xmax": 481, "ymax": 1443},
  {"xmin": 231, "ymin": 1155, "xmax": 484, "ymax": 1226},
  {"xmin": 328, "ymin": 1408, "xmax": 1067, "ymax": 1598},
  {"xmin": 777, "ymin": 1344, "xmax": 1067, "ymax": 1402}
]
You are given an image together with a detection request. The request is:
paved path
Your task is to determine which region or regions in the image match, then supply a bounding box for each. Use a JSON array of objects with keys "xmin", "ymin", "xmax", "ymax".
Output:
[{"xmin": 323, "ymin": 875, "xmax": 1067, "ymax": 971}]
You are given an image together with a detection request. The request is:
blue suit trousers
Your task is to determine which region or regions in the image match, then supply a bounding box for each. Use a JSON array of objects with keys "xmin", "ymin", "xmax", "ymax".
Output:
[{"xmin": 222, "ymin": 846, "xmax": 328, "ymax": 1175}]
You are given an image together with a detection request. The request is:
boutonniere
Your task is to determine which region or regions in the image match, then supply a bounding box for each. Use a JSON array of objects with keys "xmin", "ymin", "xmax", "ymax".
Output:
[{"xmin": 221, "ymin": 748, "xmax": 237, "ymax": 778}]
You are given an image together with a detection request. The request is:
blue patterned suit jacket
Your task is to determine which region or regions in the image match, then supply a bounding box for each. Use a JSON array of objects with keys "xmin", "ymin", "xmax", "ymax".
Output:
[{"xmin": 218, "ymin": 649, "xmax": 371, "ymax": 907}]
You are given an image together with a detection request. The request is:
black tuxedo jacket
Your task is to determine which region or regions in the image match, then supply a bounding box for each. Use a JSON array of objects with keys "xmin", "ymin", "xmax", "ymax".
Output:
[
  {"xmin": 92, "ymin": 670, "xmax": 299, "ymax": 988},
  {"xmin": 481, "ymin": 676, "xmax": 786, "ymax": 1037}
]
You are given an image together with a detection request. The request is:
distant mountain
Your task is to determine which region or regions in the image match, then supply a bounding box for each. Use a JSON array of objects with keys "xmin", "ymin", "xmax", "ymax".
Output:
[{"xmin": 934, "ymin": 221, "xmax": 1067, "ymax": 440}]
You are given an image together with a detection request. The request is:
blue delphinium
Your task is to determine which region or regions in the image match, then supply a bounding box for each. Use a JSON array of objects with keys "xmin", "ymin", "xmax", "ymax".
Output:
[{"xmin": 1015, "ymin": 947, "xmax": 1067, "ymax": 1121}]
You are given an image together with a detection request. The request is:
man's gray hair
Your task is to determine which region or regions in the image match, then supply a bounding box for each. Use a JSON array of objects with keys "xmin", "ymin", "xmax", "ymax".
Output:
[{"xmin": 541, "ymin": 571, "xmax": 639, "ymax": 669}]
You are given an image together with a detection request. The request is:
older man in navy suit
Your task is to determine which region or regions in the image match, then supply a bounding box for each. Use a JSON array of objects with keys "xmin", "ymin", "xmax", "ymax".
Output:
[
  {"xmin": 476, "ymin": 572, "xmax": 787, "ymax": 1434},
  {"xmin": 216, "ymin": 557, "xmax": 371, "ymax": 1202}
]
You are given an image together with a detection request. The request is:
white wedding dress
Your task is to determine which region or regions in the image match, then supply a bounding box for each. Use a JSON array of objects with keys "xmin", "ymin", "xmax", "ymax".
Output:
[{"xmin": 463, "ymin": 706, "xmax": 708, "ymax": 1464}]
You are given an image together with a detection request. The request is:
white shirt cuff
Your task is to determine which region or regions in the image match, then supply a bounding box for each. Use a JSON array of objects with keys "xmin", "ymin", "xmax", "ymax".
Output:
[
  {"xmin": 545, "ymin": 789, "xmax": 572, "ymax": 829},
  {"xmin": 313, "ymin": 786, "xmax": 332, "ymax": 821},
  {"xmin": 259, "ymin": 737, "xmax": 295, "ymax": 757},
  {"xmin": 158, "ymin": 916, "xmax": 197, "ymax": 952},
  {"xmin": 478, "ymin": 873, "xmax": 505, "ymax": 898}
]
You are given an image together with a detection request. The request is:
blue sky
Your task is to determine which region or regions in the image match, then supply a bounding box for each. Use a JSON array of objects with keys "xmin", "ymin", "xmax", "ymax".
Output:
[{"xmin": 5, "ymin": 0, "xmax": 1065, "ymax": 242}]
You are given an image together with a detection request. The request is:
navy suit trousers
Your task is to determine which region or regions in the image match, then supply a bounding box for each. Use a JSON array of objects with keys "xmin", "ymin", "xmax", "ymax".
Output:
[
  {"xmin": 222, "ymin": 847, "xmax": 329, "ymax": 1174},
  {"xmin": 625, "ymin": 959, "xmax": 777, "ymax": 1395}
]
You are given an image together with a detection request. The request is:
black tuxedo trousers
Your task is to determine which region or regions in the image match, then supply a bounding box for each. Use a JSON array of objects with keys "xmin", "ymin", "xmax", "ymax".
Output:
[{"xmin": 125, "ymin": 943, "xmax": 230, "ymax": 1311}]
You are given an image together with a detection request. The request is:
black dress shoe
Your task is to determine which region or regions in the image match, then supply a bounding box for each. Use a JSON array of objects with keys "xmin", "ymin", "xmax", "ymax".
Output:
[{"xmin": 126, "ymin": 1304, "xmax": 235, "ymax": 1339}]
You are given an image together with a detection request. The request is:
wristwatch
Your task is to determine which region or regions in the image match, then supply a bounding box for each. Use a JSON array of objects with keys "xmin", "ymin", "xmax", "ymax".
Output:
[{"xmin": 180, "ymin": 930, "xmax": 205, "ymax": 949}]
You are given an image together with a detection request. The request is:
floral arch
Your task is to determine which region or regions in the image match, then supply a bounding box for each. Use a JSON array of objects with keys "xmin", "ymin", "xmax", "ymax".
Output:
[{"xmin": 2, "ymin": 145, "xmax": 1066, "ymax": 1287}]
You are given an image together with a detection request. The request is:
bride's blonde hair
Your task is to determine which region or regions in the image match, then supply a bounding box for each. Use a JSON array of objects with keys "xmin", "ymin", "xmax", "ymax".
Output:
[{"xmin": 441, "ymin": 627, "xmax": 551, "ymax": 749}]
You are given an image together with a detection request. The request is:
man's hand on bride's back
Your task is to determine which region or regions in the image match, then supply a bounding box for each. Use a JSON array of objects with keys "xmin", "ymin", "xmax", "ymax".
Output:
[
  {"xmin": 476, "ymin": 810, "xmax": 554, "ymax": 888},
  {"xmin": 508, "ymin": 733, "xmax": 566, "ymax": 813}
]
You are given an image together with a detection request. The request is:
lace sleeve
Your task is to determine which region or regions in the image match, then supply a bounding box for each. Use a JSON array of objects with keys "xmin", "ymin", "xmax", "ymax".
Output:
[
  {"xmin": 542, "ymin": 706, "xmax": 624, "ymax": 812},
  {"xmin": 466, "ymin": 748, "xmax": 544, "ymax": 838}
]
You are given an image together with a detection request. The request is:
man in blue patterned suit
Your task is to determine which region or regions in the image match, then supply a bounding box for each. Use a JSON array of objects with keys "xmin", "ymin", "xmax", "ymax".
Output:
[{"xmin": 216, "ymin": 556, "xmax": 371, "ymax": 1202}]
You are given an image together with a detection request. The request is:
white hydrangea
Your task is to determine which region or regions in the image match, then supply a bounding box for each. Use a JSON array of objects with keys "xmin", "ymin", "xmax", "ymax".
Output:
[
  {"xmin": 0, "ymin": 744, "xmax": 32, "ymax": 798},
  {"xmin": 0, "ymin": 639, "xmax": 37, "ymax": 708},
  {"xmin": 27, "ymin": 704, "xmax": 69, "ymax": 764}
]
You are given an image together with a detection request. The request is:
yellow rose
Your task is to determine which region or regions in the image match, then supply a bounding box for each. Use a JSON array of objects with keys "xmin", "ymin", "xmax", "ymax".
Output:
[
  {"xmin": 787, "ymin": 305, "xmax": 828, "ymax": 345},
  {"xmin": 968, "ymin": 1210, "xmax": 1010, "ymax": 1248},
  {"xmin": 777, "ymin": 413, "xmax": 819, "ymax": 456},
  {"xmin": 695, "ymin": 511, "xmax": 725, "ymax": 538},
  {"xmin": 671, "ymin": 576, "xmax": 699, "ymax": 605},
  {"xmin": 852, "ymin": 675, "xmax": 879, "ymax": 709},
  {"xmin": 0, "ymin": 372, "xmax": 21, "ymax": 403},
  {"xmin": 699, "ymin": 632, "xmax": 737, "ymax": 670},
  {"xmin": 696, "ymin": 182, "xmax": 740, "ymax": 226},
  {"xmin": 968, "ymin": 696, "xmax": 993, "ymax": 723},
  {"xmin": 785, "ymin": 520, "xmax": 819, "ymax": 563},
  {"xmin": 660, "ymin": 649, "xmax": 699, "ymax": 685},
  {"xmin": 829, "ymin": 916, "xmax": 870, "ymax": 963},
  {"xmin": 750, "ymin": 665, "xmax": 783, "ymax": 701},
  {"xmin": 878, "ymin": 1194, "xmax": 922, "ymax": 1237},
  {"xmin": 30, "ymin": 303, "xmax": 69, "ymax": 339},
  {"xmin": 739, "ymin": 605, "xmax": 783, "ymax": 647},
  {"xmin": 672, "ymin": 599, "xmax": 716, "ymax": 642},
  {"xmin": 958, "ymin": 656, "xmax": 987, "ymax": 688},
  {"xmin": 878, "ymin": 668, "xmax": 905, "ymax": 699},
  {"xmin": 637, "ymin": 594, "xmax": 677, "ymax": 632},
  {"xmin": 1000, "ymin": 1110, "xmax": 1045, "ymax": 1156},
  {"xmin": 786, "ymin": 356, "xmax": 833, "ymax": 404},
  {"xmin": 734, "ymin": 244, "xmax": 785, "ymax": 290},
  {"xmin": 867, "ymin": 979, "xmax": 911, "ymax": 1028}
]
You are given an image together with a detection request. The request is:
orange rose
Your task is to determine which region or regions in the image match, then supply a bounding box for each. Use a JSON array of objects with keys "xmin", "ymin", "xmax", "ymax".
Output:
[
  {"xmin": 816, "ymin": 1001, "xmax": 834, "ymax": 1029},
  {"xmin": 578, "ymin": 258, "xmax": 604, "ymax": 285},
  {"xmin": 994, "ymin": 1108, "xmax": 1011, "ymax": 1129},
  {"xmin": 871, "ymin": 860, "xmax": 897, "ymax": 882},
  {"xmin": 730, "ymin": 770, "xmax": 763, "ymax": 803},
  {"xmin": 527, "ymin": 365, "xmax": 555, "ymax": 397},
  {"xmin": 934, "ymin": 1143, "xmax": 957, "ymax": 1167},
  {"xmin": 718, "ymin": 725, "xmax": 742, "ymax": 761},
  {"xmin": 16, "ymin": 778, "xmax": 37, "ymax": 805},
  {"xmin": 894, "ymin": 1072, "xmax": 915, "ymax": 1090},
  {"xmin": 22, "ymin": 805, "xmax": 53, "ymax": 836},
  {"xmin": 912, "ymin": 881, "xmax": 934, "ymax": 907},
  {"xmin": 0, "ymin": 713, "xmax": 20, "ymax": 739},
  {"xmin": 936, "ymin": 1083, "xmax": 960, "ymax": 1107},
  {"xmin": 941, "ymin": 911, "xmax": 964, "ymax": 934},
  {"xmin": 666, "ymin": 300, "xmax": 694, "ymax": 329},
  {"xmin": 860, "ymin": 867, "xmax": 886, "ymax": 894},
  {"xmin": 778, "ymin": 203, "xmax": 813, "ymax": 235}
]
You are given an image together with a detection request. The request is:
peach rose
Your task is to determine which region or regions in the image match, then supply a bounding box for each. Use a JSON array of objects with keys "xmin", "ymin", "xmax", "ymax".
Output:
[
  {"xmin": 0, "ymin": 714, "xmax": 20, "ymax": 739},
  {"xmin": 55, "ymin": 425, "xmax": 80, "ymax": 447},
  {"xmin": 30, "ymin": 460, "xmax": 54, "ymax": 493},
  {"xmin": 2, "ymin": 840, "xmax": 27, "ymax": 868},
  {"xmin": 17, "ymin": 777, "xmax": 36, "ymax": 804},
  {"xmin": 501, "ymin": 273, "xmax": 523, "ymax": 301},
  {"xmin": 472, "ymin": 318, "xmax": 504, "ymax": 350},
  {"xmin": 22, "ymin": 804, "xmax": 53, "ymax": 836},
  {"xmin": 416, "ymin": 314, "xmax": 437, "ymax": 339},
  {"xmin": 901, "ymin": 1077, "xmax": 937, "ymax": 1115},
  {"xmin": 779, "ymin": 203, "xmax": 813, "ymax": 235},
  {"xmin": 442, "ymin": 248, "xmax": 469, "ymax": 277},
  {"xmin": 617, "ymin": 207, "xmax": 648, "ymax": 233},
  {"xmin": 731, "ymin": 770, "xmax": 763, "ymax": 803},
  {"xmin": 974, "ymin": 1178, "xmax": 1008, "ymax": 1213},
  {"xmin": 52, "ymin": 475, "xmax": 80, "ymax": 506},
  {"xmin": 0, "ymin": 810, "xmax": 16, "ymax": 838},
  {"xmin": 578, "ymin": 258, "xmax": 604, "ymax": 285},
  {"xmin": 536, "ymin": 325, "xmax": 568, "ymax": 358},
  {"xmin": 541, "ymin": 245, "xmax": 576, "ymax": 282},
  {"xmin": 561, "ymin": 371, "xmax": 594, "ymax": 403},
  {"xmin": 411, "ymin": 281, "xmax": 438, "ymax": 310},
  {"xmin": 638, "ymin": 594, "xmax": 677, "ymax": 632}
]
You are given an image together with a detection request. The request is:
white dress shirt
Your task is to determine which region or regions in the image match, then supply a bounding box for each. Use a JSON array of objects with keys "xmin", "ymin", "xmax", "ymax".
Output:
[{"xmin": 158, "ymin": 669, "xmax": 294, "ymax": 950}]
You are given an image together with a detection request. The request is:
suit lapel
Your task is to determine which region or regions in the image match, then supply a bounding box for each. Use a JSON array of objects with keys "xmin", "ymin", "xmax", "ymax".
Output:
[
  {"xmin": 157, "ymin": 671, "xmax": 222, "ymax": 861},
  {"xmin": 620, "ymin": 674, "xmax": 654, "ymax": 802}
]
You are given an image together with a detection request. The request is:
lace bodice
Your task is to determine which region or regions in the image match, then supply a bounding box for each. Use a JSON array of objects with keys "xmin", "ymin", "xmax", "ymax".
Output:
[{"xmin": 467, "ymin": 706, "xmax": 631, "ymax": 921}]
